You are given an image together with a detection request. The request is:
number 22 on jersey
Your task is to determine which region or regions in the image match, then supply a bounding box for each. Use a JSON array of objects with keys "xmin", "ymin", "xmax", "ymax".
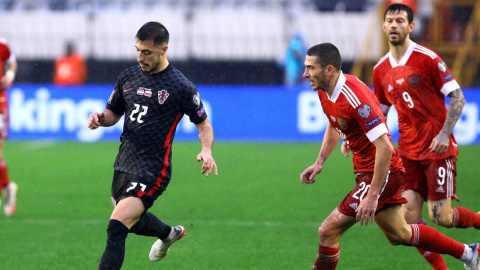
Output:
[{"xmin": 130, "ymin": 103, "xmax": 148, "ymax": 123}]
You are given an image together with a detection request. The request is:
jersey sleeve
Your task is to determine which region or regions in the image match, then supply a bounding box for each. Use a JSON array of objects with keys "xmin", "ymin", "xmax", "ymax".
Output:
[
  {"xmin": 0, "ymin": 39, "xmax": 11, "ymax": 62},
  {"xmin": 373, "ymin": 68, "xmax": 391, "ymax": 115},
  {"xmin": 106, "ymin": 73, "xmax": 126, "ymax": 116},
  {"xmin": 179, "ymin": 82, "xmax": 208, "ymax": 124},
  {"xmin": 350, "ymin": 89, "xmax": 388, "ymax": 143},
  {"xmin": 430, "ymin": 56, "xmax": 460, "ymax": 96}
]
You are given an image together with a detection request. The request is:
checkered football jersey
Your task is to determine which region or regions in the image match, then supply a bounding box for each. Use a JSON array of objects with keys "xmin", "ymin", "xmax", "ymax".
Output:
[
  {"xmin": 374, "ymin": 41, "xmax": 460, "ymax": 161},
  {"xmin": 106, "ymin": 64, "xmax": 207, "ymax": 180}
]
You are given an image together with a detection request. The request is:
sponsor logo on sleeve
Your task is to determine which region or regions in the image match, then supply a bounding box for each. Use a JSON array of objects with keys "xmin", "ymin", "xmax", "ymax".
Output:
[
  {"xmin": 357, "ymin": 104, "xmax": 372, "ymax": 118},
  {"xmin": 408, "ymin": 75, "xmax": 421, "ymax": 88},
  {"xmin": 337, "ymin": 117, "xmax": 348, "ymax": 130},
  {"xmin": 197, "ymin": 105, "xmax": 206, "ymax": 117},
  {"xmin": 441, "ymin": 73, "xmax": 454, "ymax": 83},
  {"xmin": 438, "ymin": 61, "xmax": 447, "ymax": 73},
  {"xmin": 108, "ymin": 89, "xmax": 115, "ymax": 104},
  {"xmin": 158, "ymin": 90, "xmax": 170, "ymax": 104},
  {"xmin": 193, "ymin": 93, "xmax": 201, "ymax": 108},
  {"xmin": 363, "ymin": 116, "xmax": 381, "ymax": 130}
]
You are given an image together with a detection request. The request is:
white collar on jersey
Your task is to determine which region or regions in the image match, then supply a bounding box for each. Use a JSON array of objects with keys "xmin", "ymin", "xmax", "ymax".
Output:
[
  {"xmin": 328, "ymin": 71, "xmax": 346, "ymax": 103},
  {"xmin": 388, "ymin": 40, "xmax": 416, "ymax": 67}
]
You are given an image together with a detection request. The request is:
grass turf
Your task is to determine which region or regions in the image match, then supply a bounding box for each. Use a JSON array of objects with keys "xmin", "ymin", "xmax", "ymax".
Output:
[{"xmin": 0, "ymin": 141, "xmax": 479, "ymax": 269}]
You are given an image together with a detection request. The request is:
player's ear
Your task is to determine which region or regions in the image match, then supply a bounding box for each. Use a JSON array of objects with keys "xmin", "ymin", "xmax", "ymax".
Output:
[
  {"xmin": 408, "ymin": 21, "xmax": 415, "ymax": 34},
  {"xmin": 161, "ymin": 44, "xmax": 168, "ymax": 55}
]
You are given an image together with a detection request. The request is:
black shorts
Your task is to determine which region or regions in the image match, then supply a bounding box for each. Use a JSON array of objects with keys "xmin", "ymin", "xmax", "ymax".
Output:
[{"xmin": 111, "ymin": 170, "xmax": 169, "ymax": 211}]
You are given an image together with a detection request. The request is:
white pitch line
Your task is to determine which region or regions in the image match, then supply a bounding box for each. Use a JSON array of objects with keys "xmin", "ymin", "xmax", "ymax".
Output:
[{"xmin": 12, "ymin": 219, "xmax": 321, "ymax": 228}]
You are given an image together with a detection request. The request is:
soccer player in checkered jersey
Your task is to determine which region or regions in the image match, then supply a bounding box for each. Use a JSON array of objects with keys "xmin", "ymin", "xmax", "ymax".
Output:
[
  {"xmin": 88, "ymin": 22, "xmax": 218, "ymax": 270},
  {"xmin": 0, "ymin": 37, "xmax": 18, "ymax": 217},
  {"xmin": 372, "ymin": 3, "xmax": 480, "ymax": 269},
  {"xmin": 300, "ymin": 43, "xmax": 480, "ymax": 270}
]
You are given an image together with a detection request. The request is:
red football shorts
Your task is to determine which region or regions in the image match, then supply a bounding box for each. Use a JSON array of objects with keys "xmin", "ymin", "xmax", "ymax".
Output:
[
  {"xmin": 338, "ymin": 169, "xmax": 407, "ymax": 217},
  {"xmin": 401, "ymin": 156, "xmax": 458, "ymax": 202}
]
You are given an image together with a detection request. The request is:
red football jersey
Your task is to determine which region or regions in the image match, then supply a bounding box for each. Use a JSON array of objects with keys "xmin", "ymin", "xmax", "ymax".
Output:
[
  {"xmin": 0, "ymin": 38, "xmax": 12, "ymax": 96},
  {"xmin": 318, "ymin": 72, "xmax": 403, "ymax": 174},
  {"xmin": 373, "ymin": 41, "xmax": 460, "ymax": 161}
]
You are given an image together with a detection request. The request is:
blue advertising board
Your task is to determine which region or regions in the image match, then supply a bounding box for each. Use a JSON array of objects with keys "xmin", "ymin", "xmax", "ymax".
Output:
[{"xmin": 7, "ymin": 84, "xmax": 480, "ymax": 144}]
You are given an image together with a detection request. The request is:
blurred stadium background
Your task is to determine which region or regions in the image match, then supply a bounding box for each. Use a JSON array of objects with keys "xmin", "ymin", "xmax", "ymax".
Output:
[{"xmin": 1, "ymin": 0, "xmax": 480, "ymax": 269}]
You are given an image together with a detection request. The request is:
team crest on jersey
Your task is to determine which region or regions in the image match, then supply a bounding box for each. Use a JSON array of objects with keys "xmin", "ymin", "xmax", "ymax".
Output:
[
  {"xmin": 408, "ymin": 75, "xmax": 421, "ymax": 88},
  {"xmin": 438, "ymin": 61, "xmax": 447, "ymax": 73},
  {"xmin": 337, "ymin": 117, "xmax": 348, "ymax": 130},
  {"xmin": 357, "ymin": 104, "xmax": 371, "ymax": 119},
  {"xmin": 158, "ymin": 90, "xmax": 170, "ymax": 104}
]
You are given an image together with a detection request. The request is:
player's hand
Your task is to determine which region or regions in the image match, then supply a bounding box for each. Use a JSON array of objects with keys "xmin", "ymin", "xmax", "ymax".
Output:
[
  {"xmin": 341, "ymin": 141, "xmax": 350, "ymax": 157},
  {"xmin": 356, "ymin": 194, "xmax": 378, "ymax": 226},
  {"xmin": 0, "ymin": 75, "xmax": 14, "ymax": 90},
  {"xmin": 88, "ymin": 111, "xmax": 105, "ymax": 130},
  {"xmin": 197, "ymin": 151, "xmax": 218, "ymax": 177},
  {"xmin": 429, "ymin": 133, "xmax": 449, "ymax": 153},
  {"xmin": 300, "ymin": 163, "xmax": 322, "ymax": 184}
]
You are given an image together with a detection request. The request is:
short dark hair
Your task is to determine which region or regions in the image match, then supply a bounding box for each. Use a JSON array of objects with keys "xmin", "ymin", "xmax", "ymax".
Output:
[
  {"xmin": 306, "ymin": 43, "xmax": 342, "ymax": 71},
  {"xmin": 136, "ymin": 21, "xmax": 169, "ymax": 47},
  {"xmin": 384, "ymin": 3, "xmax": 414, "ymax": 24}
]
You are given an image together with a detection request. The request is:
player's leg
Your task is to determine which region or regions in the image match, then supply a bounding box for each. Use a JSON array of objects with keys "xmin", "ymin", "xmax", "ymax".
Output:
[
  {"xmin": 313, "ymin": 207, "xmax": 357, "ymax": 270},
  {"xmin": 98, "ymin": 171, "xmax": 152, "ymax": 270},
  {"xmin": 401, "ymin": 156, "xmax": 449, "ymax": 270},
  {"xmin": 426, "ymin": 158, "xmax": 480, "ymax": 229},
  {"xmin": 98, "ymin": 196, "xmax": 144, "ymax": 270},
  {"xmin": 0, "ymin": 136, "xmax": 17, "ymax": 216},
  {"xmin": 376, "ymin": 204, "xmax": 480, "ymax": 269}
]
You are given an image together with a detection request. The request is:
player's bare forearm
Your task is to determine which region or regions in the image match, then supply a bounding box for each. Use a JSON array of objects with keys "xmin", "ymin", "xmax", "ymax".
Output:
[
  {"xmin": 88, "ymin": 109, "xmax": 121, "ymax": 130},
  {"xmin": 317, "ymin": 122, "xmax": 340, "ymax": 166},
  {"xmin": 196, "ymin": 119, "xmax": 214, "ymax": 153},
  {"xmin": 370, "ymin": 134, "xmax": 393, "ymax": 197},
  {"xmin": 100, "ymin": 109, "xmax": 122, "ymax": 127},
  {"xmin": 195, "ymin": 119, "xmax": 218, "ymax": 176},
  {"xmin": 441, "ymin": 89, "xmax": 465, "ymax": 137}
]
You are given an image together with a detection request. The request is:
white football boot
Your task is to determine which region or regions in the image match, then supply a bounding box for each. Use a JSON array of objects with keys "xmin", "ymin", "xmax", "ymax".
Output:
[
  {"xmin": 3, "ymin": 182, "xmax": 17, "ymax": 216},
  {"xmin": 149, "ymin": 225, "xmax": 186, "ymax": 262},
  {"xmin": 464, "ymin": 243, "xmax": 480, "ymax": 270}
]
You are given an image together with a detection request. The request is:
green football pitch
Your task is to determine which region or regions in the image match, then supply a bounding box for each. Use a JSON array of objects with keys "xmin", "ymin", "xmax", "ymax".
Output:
[{"xmin": 0, "ymin": 141, "xmax": 479, "ymax": 269}]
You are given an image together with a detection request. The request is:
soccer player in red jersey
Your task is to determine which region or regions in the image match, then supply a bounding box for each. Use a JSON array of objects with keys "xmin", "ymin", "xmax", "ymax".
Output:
[
  {"xmin": 0, "ymin": 37, "xmax": 18, "ymax": 217},
  {"xmin": 373, "ymin": 3, "xmax": 480, "ymax": 269},
  {"xmin": 301, "ymin": 43, "xmax": 480, "ymax": 270}
]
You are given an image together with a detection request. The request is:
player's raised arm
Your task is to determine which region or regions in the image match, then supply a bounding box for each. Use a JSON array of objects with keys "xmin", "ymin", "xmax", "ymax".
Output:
[
  {"xmin": 88, "ymin": 109, "xmax": 122, "ymax": 130},
  {"xmin": 195, "ymin": 119, "xmax": 217, "ymax": 177},
  {"xmin": 300, "ymin": 122, "xmax": 340, "ymax": 184},
  {"xmin": 430, "ymin": 88, "xmax": 465, "ymax": 153}
]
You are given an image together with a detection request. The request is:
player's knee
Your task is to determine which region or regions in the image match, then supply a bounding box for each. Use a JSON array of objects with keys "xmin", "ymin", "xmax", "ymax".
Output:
[{"xmin": 318, "ymin": 225, "xmax": 336, "ymax": 243}]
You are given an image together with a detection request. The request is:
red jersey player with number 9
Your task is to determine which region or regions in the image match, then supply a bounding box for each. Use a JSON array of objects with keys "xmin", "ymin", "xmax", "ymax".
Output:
[
  {"xmin": 373, "ymin": 4, "xmax": 480, "ymax": 270},
  {"xmin": 300, "ymin": 42, "xmax": 480, "ymax": 270}
]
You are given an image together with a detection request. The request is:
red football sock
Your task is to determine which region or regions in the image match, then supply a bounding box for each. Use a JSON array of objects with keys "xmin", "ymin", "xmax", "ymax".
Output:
[
  {"xmin": 414, "ymin": 219, "xmax": 449, "ymax": 270},
  {"xmin": 313, "ymin": 245, "xmax": 340, "ymax": 270},
  {"xmin": 0, "ymin": 158, "xmax": 10, "ymax": 189},
  {"xmin": 452, "ymin": 207, "xmax": 480, "ymax": 229},
  {"xmin": 409, "ymin": 224, "xmax": 465, "ymax": 259}
]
